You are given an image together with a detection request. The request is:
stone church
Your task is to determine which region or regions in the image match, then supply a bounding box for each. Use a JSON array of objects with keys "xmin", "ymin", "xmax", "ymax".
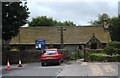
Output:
[{"xmin": 10, "ymin": 22, "xmax": 111, "ymax": 52}]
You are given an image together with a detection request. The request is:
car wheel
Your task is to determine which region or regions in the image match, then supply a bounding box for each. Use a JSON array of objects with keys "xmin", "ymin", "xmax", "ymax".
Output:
[{"xmin": 41, "ymin": 63, "xmax": 45, "ymax": 66}]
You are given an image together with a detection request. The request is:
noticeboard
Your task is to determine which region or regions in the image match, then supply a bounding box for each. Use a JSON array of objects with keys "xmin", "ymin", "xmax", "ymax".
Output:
[{"xmin": 35, "ymin": 40, "xmax": 46, "ymax": 50}]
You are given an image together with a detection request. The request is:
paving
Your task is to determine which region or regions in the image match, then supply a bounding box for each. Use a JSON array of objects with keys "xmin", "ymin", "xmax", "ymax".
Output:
[{"xmin": 57, "ymin": 60, "xmax": 119, "ymax": 78}]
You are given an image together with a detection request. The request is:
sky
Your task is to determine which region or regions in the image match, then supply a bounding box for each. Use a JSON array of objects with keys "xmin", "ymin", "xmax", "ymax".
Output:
[{"xmin": 26, "ymin": 0, "xmax": 120, "ymax": 26}]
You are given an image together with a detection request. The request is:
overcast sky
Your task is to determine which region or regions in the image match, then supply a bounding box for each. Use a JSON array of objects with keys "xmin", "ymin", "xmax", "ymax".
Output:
[{"xmin": 26, "ymin": 0, "xmax": 120, "ymax": 25}]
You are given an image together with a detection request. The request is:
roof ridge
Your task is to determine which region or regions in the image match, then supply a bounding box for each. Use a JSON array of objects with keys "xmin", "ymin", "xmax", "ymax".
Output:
[{"xmin": 21, "ymin": 26, "xmax": 103, "ymax": 28}]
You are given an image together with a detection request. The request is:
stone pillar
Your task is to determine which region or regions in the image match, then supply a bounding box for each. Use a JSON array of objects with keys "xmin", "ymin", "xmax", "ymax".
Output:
[{"xmin": 84, "ymin": 48, "xmax": 89, "ymax": 62}]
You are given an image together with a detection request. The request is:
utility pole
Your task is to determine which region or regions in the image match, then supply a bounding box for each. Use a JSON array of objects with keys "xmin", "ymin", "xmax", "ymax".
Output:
[{"xmin": 58, "ymin": 26, "xmax": 66, "ymax": 49}]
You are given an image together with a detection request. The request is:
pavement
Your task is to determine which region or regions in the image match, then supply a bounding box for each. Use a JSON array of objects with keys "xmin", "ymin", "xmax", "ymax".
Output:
[{"xmin": 57, "ymin": 60, "xmax": 119, "ymax": 78}]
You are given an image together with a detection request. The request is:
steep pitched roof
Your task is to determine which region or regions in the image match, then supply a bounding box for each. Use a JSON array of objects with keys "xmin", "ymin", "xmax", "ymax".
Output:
[{"xmin": 10, "ymin": 26, "xmax": 111, "ymax": 45}]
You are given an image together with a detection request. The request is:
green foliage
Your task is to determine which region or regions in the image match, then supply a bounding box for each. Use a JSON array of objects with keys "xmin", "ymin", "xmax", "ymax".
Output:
[
  {"xmin": 28, "ymin": 16, "xmax": 54, "ymax": 26},
  {"xmin": 79, "ymin": 50, "xmax": 84, "ymax": 58},
  {"xmin": 89, "ymin": 13, "xmax": 110, "ymax": 26},
  {"xmin": 35, "ymin": 50, "xmax": 43, "ymax": 55},
  {"xmin": 58, "ymin": 49, "xmax": 69, "ymax": 60},
  {"xmin": 89, "ymin": 53, "xmax": 120, "ymax": 62},
  {"xmin": 89, "ymin": 53, "xmax": 104, "ymax": 62},
  {"xmin": 109, "ymin": 17, "xmax": 120, "ymax": 41},
  {"xmin": 2, "ymin": 2, "xmax": 30, "ymax": 64},
  {"xmin": 69, "ymin": 52, "xmax": 77, "ymax": 60},
  {"xmin": 2, "ymin": 2, "xmax": 30, "ymax": 40},
  {"xmin": 89, "ymin": 13, "xmax": 120, "ymax": 41},
  {"xmin": 61, "ymin": 21, "xmax": 76, "ymax": 26},
  {"xmin": 104, "ymin": 41, "xmax": 120, "ymax": 55},
  {"xmin": 28, "ymin": 16, "xmax": 76, "ymax": 26}
]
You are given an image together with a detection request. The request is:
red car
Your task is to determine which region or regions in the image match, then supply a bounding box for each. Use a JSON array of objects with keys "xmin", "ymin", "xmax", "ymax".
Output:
[{"xmin": 40, "ymin": 48, "xmax": 63, "ymax": 66}]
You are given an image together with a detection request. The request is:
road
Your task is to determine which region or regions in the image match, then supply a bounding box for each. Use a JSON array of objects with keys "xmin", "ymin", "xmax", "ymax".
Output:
[
  {"xmin": 1, "ymin": 61, "xmax": 120, "ymax": 78},
  {"xmin": 2, "ymin": 62, "xmax": 63, "ymax": 78}
]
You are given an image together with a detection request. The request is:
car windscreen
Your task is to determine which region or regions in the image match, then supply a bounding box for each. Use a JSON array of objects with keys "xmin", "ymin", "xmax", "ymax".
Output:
[{"xmin": 44, "ymin": 50, "xmax": 57, "ymax": 55}]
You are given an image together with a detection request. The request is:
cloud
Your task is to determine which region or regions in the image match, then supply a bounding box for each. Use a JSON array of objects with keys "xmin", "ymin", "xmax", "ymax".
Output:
[{"xmin": 27, "ymin": 0, "xmax": 119, "ymax": 25}]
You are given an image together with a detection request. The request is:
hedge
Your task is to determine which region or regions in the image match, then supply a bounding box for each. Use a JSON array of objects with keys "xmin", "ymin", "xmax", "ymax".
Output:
[
  {"xmin": 89, "ymin": 53, "xmax": 120, "ymax": 62},
  {"xmin": 2, "ymin": 50, "xmax": 42, "ymax": 65}
]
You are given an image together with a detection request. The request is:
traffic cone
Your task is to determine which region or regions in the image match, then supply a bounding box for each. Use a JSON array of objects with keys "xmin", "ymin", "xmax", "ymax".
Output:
[
  {"xmin": 6, "ymin": 60, "xmax": 11, "ymax": 70},
  {"xmin": 18, "ymin": 59, "xmax": 23, "ymax": 67}
]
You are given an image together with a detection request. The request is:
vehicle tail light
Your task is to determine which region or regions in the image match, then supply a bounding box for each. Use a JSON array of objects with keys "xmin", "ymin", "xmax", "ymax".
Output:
[
  {"xmin": 41, "ymin": 56, "xmax": 46, "ymax": 59},
  {"xmin": 54, "ymin": 55, "xmax": 59, "ymax": 59}
]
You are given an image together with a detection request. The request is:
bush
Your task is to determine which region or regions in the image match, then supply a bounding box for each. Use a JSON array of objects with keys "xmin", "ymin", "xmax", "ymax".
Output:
[
  {"xmin": 89, "ymin": 53, "xmax": 120, "ymax": 62},
  {"xmin": 35, "ymin": 50, "xmax": 43, "ymax": 55},
  {"xmin": 104, "ymin": 41, "xmax": 120, "ymax": 55},
  {"xmin": 79, "ymin": 50, "xmax": 84, "ymax": 58},
  {"xmin": 69, "ymin": 52, "xmax": 77, "ymax": 60},
  {"xmin": 58, "ymin": 49, "xmax": 69, "ymax": 60}
]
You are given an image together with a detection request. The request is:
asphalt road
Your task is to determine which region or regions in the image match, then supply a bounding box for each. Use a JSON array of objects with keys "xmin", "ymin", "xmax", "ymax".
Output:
[
  {"xmin": 1, "ymin": 61, "xmax": 120, "ymax": 78},
  {"xmin": 2, "ymin": 62, "xmax": 63, "ymax": 78}
]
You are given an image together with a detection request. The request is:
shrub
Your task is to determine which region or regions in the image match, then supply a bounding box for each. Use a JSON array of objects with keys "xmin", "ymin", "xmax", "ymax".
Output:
[
  {"xmin": 69, "ymin": 52, "xmax": 78, "ymax": 60},
  {"xmin": 79, "ymin": 50, "xmax": 84, "ymax": 58},
  {"xmin": 104, "ymin": 41, "xmax": 120, "ymax": 55},
  {"xmin": 58, "ymin": 49, "xmax": 69, "ymax": 60},
  {"xmin": 35, "ymin": 50, "xmax": 43, "ymax": 55},
  {"xmin": 89, "ymin": 53, "xmax": 120, "ymax": 62}
]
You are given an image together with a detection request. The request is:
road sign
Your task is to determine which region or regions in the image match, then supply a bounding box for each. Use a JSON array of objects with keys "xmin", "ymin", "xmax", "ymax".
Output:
[{"xmin": 35, "ymin": 40, "xmax": 46, "ymax": 50}]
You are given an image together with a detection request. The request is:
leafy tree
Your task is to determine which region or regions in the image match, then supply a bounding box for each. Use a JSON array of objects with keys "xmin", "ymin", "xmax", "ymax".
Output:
[
  {"xmin": 2, "ymin": 2, "xmax": 29, "ymax": 62},
  {"xmin": 28, "ymin": 16, "xmax": 54, "ymax": 26},
  {"xmin": 28, "ymin": 16, "xmax": 76, "ymax": 26},
  {"xmin": 89, "ymin": 13, "xmax": 120, "ymax": 41},
  {"xmin": 89, "ymin": 13, "xmax": 110, "ymax": 26},
  {"xmin": 109, "ymin": 17, "xmax": 120, "ymax": 41},
  {"xmin": 62, "ymin": 21, "xmax": 76, "ymax": 26},
  {"xmin": 2, "ymin": 2, "xmax": 29, "ymax": 41}
]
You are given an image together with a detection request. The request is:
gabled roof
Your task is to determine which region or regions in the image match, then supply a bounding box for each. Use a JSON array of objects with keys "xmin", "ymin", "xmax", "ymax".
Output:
[
  {"xmin": 86, "ymin": 34, "xmax": 102, "ymax": 46},
  {"xmin": 10, "ymin": 26, "xmax": 111, "ymax": 45}
]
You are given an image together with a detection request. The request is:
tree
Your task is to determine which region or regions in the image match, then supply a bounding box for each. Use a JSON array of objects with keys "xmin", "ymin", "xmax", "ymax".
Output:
[
  {"xmin": 2, "ymin": 2, "xmax": 29, "ymax": 41},
  {"xmin": 28, "ymin": 16, "xmax": 54, "ymax": 26},
  {"xmin": 62, "ymin": 21, "xmax": 76, "ymax": 26},
  {"xmin": 28, "ymin": 16, "xmax": 76, "ymax": 26},
  {"xmin": 89, "ymin": 13, "xmax": 110, "ymax": 26},
  {"xmin": 89, "ymin": 13, "xmax": 120, "ymax": 41},
  {"xmin": 109, "ymin": 17, "xmax": 120, "ymax": 41},
  {"xmin": 2, "ymin": 2, "xmax": 29, "ymax": 63}
]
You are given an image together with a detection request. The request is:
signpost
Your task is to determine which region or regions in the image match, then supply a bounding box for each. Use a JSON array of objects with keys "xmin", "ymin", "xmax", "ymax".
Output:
[{"xmin": 35, "ymin": 40, "xmax": 46, "ymax": 50}]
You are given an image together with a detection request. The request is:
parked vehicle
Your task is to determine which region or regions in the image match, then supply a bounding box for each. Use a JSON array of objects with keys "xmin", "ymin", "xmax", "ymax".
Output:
[{"xmin": 40, "ymin": 48, "xmax": 63, "ymax": 66}]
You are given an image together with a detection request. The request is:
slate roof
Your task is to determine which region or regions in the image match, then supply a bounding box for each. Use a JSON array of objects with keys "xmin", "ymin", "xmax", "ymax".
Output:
[{"xmin": 10, "ymin": 26, "xmax": 111, "ymax": 45}]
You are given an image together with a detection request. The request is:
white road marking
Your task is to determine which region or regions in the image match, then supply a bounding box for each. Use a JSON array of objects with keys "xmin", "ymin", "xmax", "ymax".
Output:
[
  {"xmin": 103, "ymin": 65, "xmax": 115, "ymax": 72},
  {"xmin": 90, "ymin": 65, "xmax": 103, "ymax": 76}
]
